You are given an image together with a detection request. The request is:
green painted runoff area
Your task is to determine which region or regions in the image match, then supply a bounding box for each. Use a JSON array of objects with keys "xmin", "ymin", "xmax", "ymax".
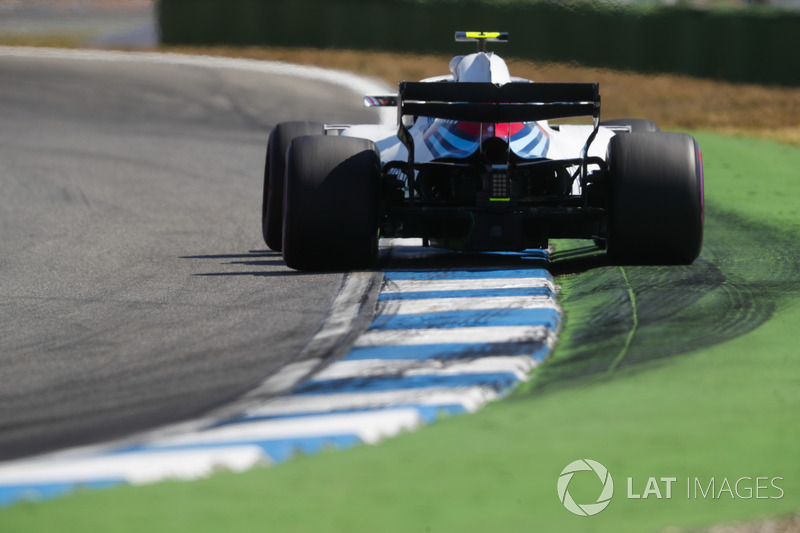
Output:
[{"xmin": 2, "ymin": 132, "xmax": 799, "ymax": 532}]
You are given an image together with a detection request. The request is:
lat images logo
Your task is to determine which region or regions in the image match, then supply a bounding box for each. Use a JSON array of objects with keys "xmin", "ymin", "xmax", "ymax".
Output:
[{"xmin": 557, "ymin": 459, "xmax": 615, "ymax": 516}]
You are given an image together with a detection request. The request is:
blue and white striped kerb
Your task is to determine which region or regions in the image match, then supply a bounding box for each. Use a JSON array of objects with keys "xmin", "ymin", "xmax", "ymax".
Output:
[{"xmin": 0, "ymin": 250, "xmax": 560, "ymax": 507}]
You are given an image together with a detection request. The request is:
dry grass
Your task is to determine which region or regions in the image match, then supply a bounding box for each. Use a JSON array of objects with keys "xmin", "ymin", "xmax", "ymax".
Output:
[
  {"xmin": 165, "ymin": 45, "xmax": 800, "ymax": 147},
  {"xmin": 0, "ymin": 35, "xmax": 89, "ymax": 48}
]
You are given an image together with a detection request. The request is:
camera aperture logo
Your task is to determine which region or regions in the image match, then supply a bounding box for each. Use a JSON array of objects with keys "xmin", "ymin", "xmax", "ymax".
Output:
[
  {"xmin": 557, "ymin": 460, "xmax": 785, "ymax": 517},
  {"xmin": 557, "ymin": 459, "xmax": 614, "ymax": 516}
]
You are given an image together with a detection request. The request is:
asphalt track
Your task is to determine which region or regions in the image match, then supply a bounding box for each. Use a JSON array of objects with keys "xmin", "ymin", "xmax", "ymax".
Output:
[{"xmin": 0, "ymin": 50, "xmax": 378, "ymax": 461}]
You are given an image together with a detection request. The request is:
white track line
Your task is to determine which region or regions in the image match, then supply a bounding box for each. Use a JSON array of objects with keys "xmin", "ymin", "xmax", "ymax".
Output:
[
  {"xmin": 0, "ymin": 447, "xmax": 268, "ymax": 486},
  {"xmin": 312, "ymin": 356, "xmax": 537, "ymax": 382},
  {"xmin": 242, "ymin": 388, "xmax": 499, "ymax": 417},
  {"xmin": 354, "ymin": 326, "xmax": 556, "ymax": 347},
  {"xmin": 382, "ymin": 278, "xmax": 555, "ymax": 293},
  {"xmin": 383, "ymin": 296, "xmax": 558, "ymax": 314},
  {"xmin": 144, "ymin": 410, "xmax": 423, "ymax": 448}
]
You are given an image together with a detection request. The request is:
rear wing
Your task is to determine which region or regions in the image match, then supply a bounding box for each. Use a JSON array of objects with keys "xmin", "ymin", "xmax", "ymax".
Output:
[
  {"xmin": 398, "ymin": 81, "xmax": 600, "ymax": 123},
  {"xmin": 393, "ymin": 81, "xmax": 602, "ymax": 202}
]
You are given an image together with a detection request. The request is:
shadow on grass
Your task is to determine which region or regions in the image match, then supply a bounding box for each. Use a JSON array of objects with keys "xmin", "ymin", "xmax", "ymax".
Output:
[{"xmin": 549, "ymin": 244, "xmax": 610, "ymax": 276}]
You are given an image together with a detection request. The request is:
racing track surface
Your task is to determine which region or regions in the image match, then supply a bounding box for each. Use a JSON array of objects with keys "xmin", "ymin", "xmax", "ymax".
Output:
[
  {"xmin": 5, "ymin": 49, "xmax": 795, "ymax": 477},
  {"xmin": 0, "ymin": 50, "xmax": 378, "ymax": 461}
]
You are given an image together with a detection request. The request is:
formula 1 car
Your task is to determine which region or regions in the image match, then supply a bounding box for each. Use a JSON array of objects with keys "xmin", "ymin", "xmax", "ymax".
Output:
[{"xmin": 261, "ymin": 31, "xmax": 704, "ymax": 270}]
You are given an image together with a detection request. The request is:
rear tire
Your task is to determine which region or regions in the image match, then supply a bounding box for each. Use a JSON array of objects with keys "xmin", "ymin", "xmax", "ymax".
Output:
[
  {"xmin": 606, "ymin": 132, "xmax": 704, "ymax": 264},
  {"xmin": 262, "ymin": 121, "xmax": 324, "ymax": 251},
  {"xmin": 282, "ymin": 136, "xmax": 381, "ymax": 271},
  {"xmin": 601, "ymin": 118, "xmax": 660, "ymax": 133}
]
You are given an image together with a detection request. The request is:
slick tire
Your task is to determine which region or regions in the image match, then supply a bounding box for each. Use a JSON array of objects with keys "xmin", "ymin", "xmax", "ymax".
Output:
[
  {"xmin": 606, "ymin": 132, "xmax": 704, "ymax": 265},
  {"xmin": 282, "ymin": 135, "xmax": 381, "ymax": 271},
  {"xmin": 262, "ymin": 121, "xmax": 324, "ymax": 251}
]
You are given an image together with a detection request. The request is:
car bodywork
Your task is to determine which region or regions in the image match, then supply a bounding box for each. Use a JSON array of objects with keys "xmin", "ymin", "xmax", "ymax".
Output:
[
  {"xmin": 263, "ymin": 32, "xmax": 704, "ymax": 270},
  {"xmin": 338, "ymin": 32, "xmax": 616, "ymax": 252}
]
